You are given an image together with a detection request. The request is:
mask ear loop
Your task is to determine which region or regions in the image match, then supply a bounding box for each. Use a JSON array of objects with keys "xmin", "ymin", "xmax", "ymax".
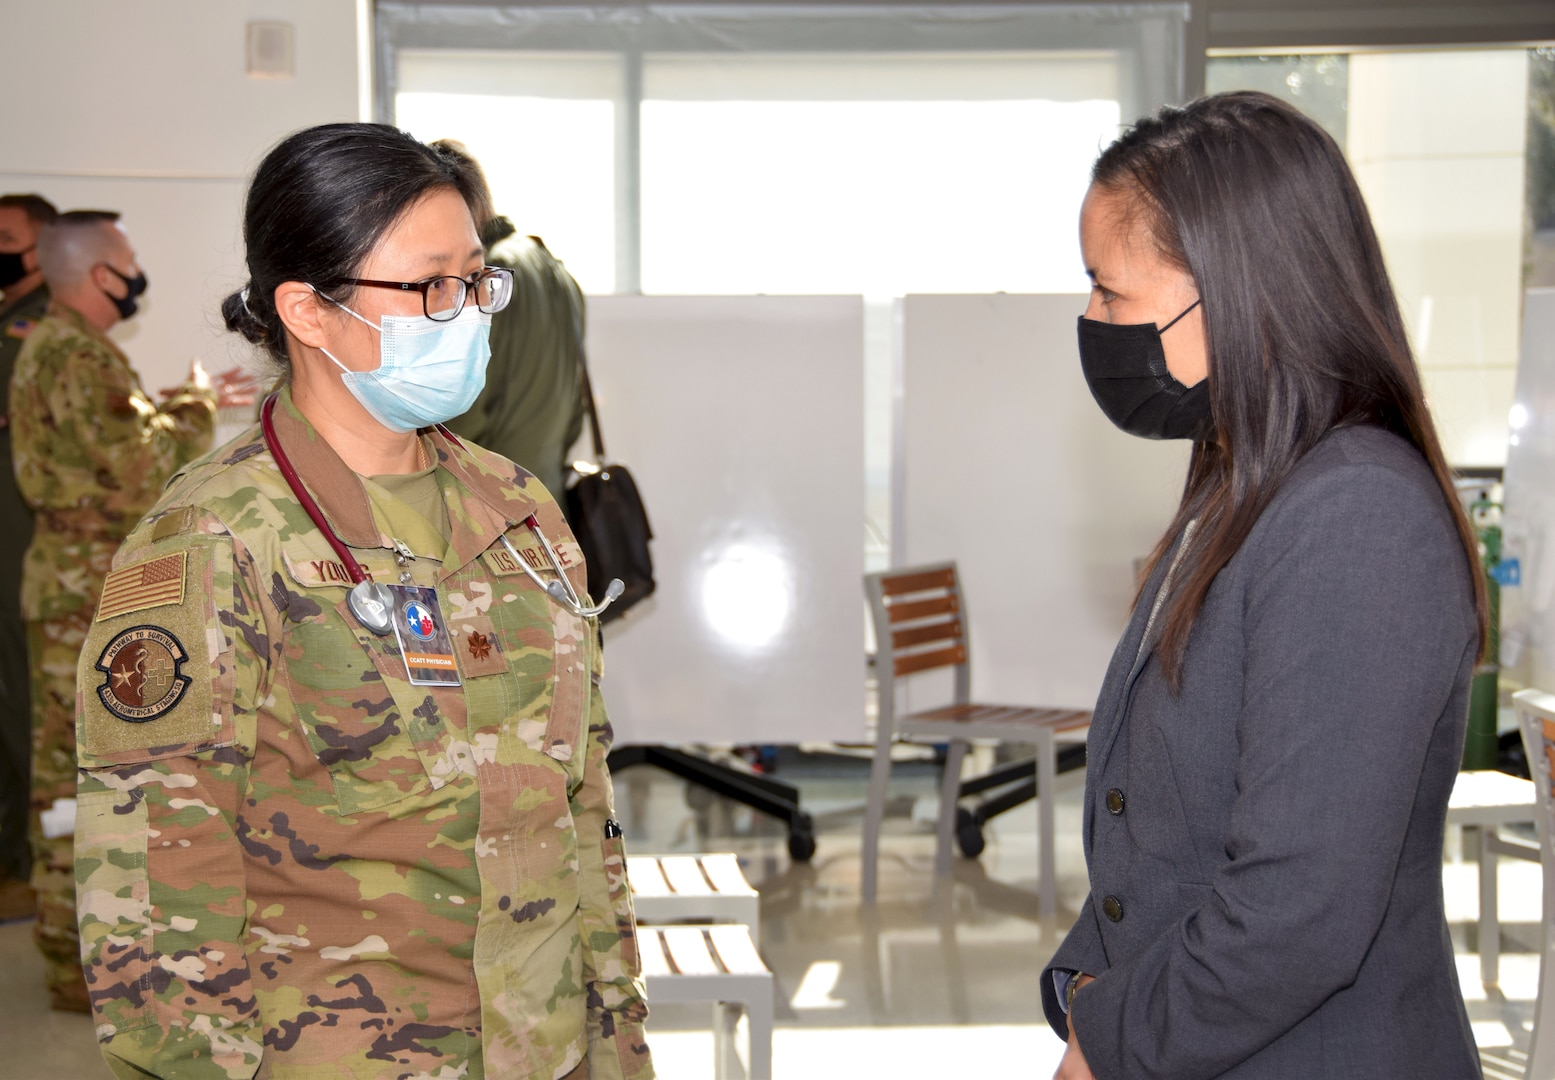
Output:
[
  {"xmin": 308, "ymin": 284, "xmax": 384, "ymax": 377},
  {"xmin": 1159, "ymin": 297, "xmax": 1202, "ymax": 333}
]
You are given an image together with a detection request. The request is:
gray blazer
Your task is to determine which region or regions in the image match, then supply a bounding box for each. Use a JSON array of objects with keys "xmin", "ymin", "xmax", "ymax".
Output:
[{"xmin": 1042, "ymin": 426, "xmax": 1482, "ymax": 1079}]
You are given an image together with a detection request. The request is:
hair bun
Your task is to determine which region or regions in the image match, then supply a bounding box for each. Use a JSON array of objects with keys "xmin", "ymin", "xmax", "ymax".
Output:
[{"xmin": 220, "ymin": 288, "xmax": 270, "ymax": 347}]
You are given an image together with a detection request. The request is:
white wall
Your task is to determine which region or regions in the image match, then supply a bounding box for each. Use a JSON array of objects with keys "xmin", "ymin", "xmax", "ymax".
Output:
[
  {"xmin": 0, "ymin": 0, "xmax": 364, "ymax": 392},
  {"xmin": 1347, "ymin": 50, "xmax": 1529, "ymax": 468},
  {"xmin": 900, "ymin": 294, "xmax": 1188, "ymax": 712}
]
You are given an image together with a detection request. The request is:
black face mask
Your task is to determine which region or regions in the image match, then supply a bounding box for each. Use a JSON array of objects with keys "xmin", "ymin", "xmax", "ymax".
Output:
[
  {"xmin": 1076, "ymin": 300, "xmax": 1211, "ymax": 441},
  {"xmin": 103, "ymin": 264, "xmax": 149, "ymax": 320},
  {"xmin": 0, "ymin": 248, "xmax": 32, "ymax": 290}
]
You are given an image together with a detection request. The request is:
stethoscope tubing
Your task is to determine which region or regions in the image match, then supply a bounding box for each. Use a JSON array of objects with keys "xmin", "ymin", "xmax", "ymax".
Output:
[
  {"xmin": 260, "ymin": 393, "xmax": 372, "ymax": 586},
  {"xmin": 259, "ymin": 392, "xmax": 621, "ymax": 627}
]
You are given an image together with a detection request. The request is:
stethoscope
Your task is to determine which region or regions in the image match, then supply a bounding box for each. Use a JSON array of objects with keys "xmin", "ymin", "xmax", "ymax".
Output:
[{"xmin": 260, "ymin": 394, "xmax": 622, "ymax": 634}]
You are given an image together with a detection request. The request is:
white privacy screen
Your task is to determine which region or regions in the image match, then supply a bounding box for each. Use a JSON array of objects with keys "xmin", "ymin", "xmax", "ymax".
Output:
[
  {"xmin": 899, "ymin": 294, "xmax": 1189, "ymax": 712},
  {"xmin": 582, "ymin": 296, "xmax": 865, "ymax": 745}
]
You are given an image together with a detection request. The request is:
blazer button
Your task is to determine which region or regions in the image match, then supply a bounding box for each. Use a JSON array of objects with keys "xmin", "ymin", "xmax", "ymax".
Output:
[
  {"xmin": 1105, "ymin": 788, "xmax": 1125, "ymax": 815},
  {"xmin": 1102, "ymin": 895, "xmax": 1124, "ymax": 922}
]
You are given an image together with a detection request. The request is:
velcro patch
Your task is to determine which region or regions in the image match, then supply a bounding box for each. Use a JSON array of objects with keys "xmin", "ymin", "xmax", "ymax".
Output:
[
  {"xmin": 451, "ymin": 614, "xmax": 507, "ymax": 678},
  {"xmin": 97, "ymin": 551, "xmax": 186, "ymax": 621},
  {"xmin": 482, "ymin": 533, "xmax": 583, "ymax": 579},
  {"xmin": 284, "ymin": 549, "xmax": 356, "ymax": 589},
  {"xmin": 151, "ymin": 506, "xmax": 199, "ymax": 542},
  {"xmin": 78, "ymin": 542, "xmax": 226, "ymax": 765},
  {"xmin": 94, "ymin": 626, "xmax": 192, "ymax": 722}
]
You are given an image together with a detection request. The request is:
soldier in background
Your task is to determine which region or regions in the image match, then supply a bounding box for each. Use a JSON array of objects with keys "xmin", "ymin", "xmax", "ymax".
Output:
[
  {"xmin": 9, "ymin": 209, "xmax": 220, "ymax": 1011},
  {"xmin": 431, "ymin": 139, "xmax": 588, "ymax": 500},
  {"xmin": 0, "ymin": 193, "xmax": 57, "ymax": 921}
]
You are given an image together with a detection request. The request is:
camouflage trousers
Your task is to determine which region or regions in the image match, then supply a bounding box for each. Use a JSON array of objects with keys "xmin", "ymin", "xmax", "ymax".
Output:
[{"xmin": 27, "ymin": 608, "xmax": 90, "ymax": 1002}]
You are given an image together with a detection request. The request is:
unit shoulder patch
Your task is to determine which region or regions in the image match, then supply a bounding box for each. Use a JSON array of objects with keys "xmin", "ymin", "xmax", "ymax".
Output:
[
  {"xmin": 94, "ymin": 625, "xmax": 192, "ymax": 722},
  {"xmin": 78, "ymin": 540, "xmax": 228, "ymax": 766}
]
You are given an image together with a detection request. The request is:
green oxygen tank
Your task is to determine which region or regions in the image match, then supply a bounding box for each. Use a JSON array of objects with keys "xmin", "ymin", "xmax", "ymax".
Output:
[{"xmin": 1464, "ymin": 498, "xmax": 1501, "ymax": 771}]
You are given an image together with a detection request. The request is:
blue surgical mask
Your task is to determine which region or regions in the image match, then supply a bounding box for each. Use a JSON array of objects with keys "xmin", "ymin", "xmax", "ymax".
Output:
[{"xmin": 318, "ymin": 295, "xmax": 491, "ymax": 433}]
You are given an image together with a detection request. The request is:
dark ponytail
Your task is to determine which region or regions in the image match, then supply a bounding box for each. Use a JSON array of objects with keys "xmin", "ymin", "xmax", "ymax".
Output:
[{"xmin": 222, "ymin": 122, "xmax": 484, "ymax": 366}]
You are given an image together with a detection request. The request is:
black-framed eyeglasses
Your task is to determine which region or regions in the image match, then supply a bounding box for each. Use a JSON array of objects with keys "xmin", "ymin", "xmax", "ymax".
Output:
[{"xmin": 344, "ymin": 266, "xmax": 514, "ymax": 322}]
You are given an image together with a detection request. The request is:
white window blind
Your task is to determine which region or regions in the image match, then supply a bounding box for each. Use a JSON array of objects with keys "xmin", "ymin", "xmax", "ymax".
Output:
[{"xmin": 639, "ymin": 52, "xmax": 1120, "ymax": 296}]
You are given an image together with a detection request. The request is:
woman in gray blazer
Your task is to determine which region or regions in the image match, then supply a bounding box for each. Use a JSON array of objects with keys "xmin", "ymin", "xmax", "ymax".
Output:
[{"xmin": 1044, "ymin": 91, "xmax": 1488, "ymax": 1079}]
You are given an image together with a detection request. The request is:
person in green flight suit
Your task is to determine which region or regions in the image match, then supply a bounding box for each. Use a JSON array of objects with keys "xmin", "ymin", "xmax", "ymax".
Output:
[
  {"xmin": 9, "ymin": 209, "xmax": 220, "ymax": 1010},
  {"xmin": 432, "ymin": 139, "xmax": 588, "ymax": 502},
  {"xmin": 0, "ymin": 192, "xmax": 57, "ymax": 922}
]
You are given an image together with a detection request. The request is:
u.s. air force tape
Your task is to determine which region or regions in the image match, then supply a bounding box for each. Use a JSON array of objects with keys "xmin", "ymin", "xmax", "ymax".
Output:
[{"xmin": 94, "ymin": 625, "xmax": 193, "ymax": 723}]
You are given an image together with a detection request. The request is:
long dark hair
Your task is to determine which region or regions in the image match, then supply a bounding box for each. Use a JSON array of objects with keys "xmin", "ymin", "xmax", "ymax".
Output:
[
  {"xmin": 221, "ymin": 123, "xmax": 482, "ymax": 365},
  {"xmin": 1095, "ymin": 91, "xmax": 1487, "ymax": 687}
]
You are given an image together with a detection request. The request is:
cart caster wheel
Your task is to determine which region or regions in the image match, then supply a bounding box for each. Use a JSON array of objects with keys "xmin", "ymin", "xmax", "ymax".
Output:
[
  {"xmin": 956, "ymin": 807, "xmax": 986, "ymax": 858},
  {"xmin": 788, "ymin": 830, "xmax": 816, "ymax": 862}
]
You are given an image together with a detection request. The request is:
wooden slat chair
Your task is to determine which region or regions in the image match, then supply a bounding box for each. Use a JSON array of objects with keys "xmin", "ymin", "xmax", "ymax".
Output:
[
  {"xmin": 1512, "ymin": 688, "xmax": 1555, "ymax": 1079},
  {"xmin": 641, "ymin": 924, "xmax": 773, "ymax": 1080},
  {"xmin": 862, "ymin": 561, "xmax": 1090, "ymax": 915},
  {"xmin": 628, "ymin": 853, "xmax": 762, "ymax": 943},
  {"xmin": 1445, "ymin": 768, "xmax": 1536, "ymax": 989}
]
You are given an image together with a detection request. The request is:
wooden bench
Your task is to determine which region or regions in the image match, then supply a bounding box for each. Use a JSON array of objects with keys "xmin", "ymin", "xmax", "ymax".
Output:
[
  {"xmin": 641, "ymin": 924, "xmax": 773, "ymax": 1080},
  {"xmin": 1447, "ymin": 768, "xmax": 1538, "ymax": 990},
  {"xmin": 629, "ymin": 853, "xmax": 761, "ymax": 944}
]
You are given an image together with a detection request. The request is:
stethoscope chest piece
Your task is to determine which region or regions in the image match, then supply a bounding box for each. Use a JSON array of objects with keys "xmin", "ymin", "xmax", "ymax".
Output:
[{"xmin": 349, "ymin": 580, "xmax": 396, "ymax": 636}]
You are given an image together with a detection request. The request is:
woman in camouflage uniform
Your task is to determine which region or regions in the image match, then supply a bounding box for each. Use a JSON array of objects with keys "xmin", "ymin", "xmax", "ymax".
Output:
[{"xmin": 71, "ymin": 123, "xmax": 652, "ymax": 1080}]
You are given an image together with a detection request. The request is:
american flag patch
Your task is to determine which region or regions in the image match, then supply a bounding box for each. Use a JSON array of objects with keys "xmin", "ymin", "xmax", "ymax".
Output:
[{"xmin": 97, "ymin": 552, "xmax": 187, "ymax": 621}]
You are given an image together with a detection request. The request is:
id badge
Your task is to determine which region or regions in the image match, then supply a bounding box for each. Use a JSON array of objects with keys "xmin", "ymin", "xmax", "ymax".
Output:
[{"xmin": 388, "ymin": 584, "xmax": 462, "ymax": 686}]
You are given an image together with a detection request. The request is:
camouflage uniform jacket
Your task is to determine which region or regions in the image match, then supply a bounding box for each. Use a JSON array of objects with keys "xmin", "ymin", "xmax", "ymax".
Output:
[
  {"xmin": 10, "ymin": 300, "xmax": 215, "ymax": 621},
  {"xmin": 74, "ymin": 387, "xmax": 651, "ymax": 1080}
]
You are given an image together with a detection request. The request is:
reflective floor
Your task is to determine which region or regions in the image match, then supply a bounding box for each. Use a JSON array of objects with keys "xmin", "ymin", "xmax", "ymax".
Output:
[{"xmin": 0, "ymin": 750, "xmax": 1541, "ymax": 1078}]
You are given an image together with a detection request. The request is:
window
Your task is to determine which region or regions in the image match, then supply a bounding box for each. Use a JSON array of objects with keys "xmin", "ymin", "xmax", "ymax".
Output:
[
  {"xmin": 380, "ymin": 1, "xmax": 1189, "ymax": 296},
  {"xmin": 382, "ymin": 4, "xmax": 1184, "ymax": 564},
  {"xmin": 396, "ymin": 50, "xmax": 621, "ymax": 293},
  {"xmin": 1209, "ymin": 47, "xmax": 1537, "ymax": 468},
  {"xmin": 638, "ymin": 52, "xmax": 1119, "ymax": 297}
]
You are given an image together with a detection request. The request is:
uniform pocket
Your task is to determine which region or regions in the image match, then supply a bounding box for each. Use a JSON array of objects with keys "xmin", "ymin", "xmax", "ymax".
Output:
[
  {"xmin": 74, "ymin": 781, "xmax": 156, "ymax": 1036},
  {"xmin": 284, "ymin": 609, "xmax": 433, "ymax": 814},
  {"xmin": 602, "ymin": 829, "xmax": 641, "ymax": 976}
]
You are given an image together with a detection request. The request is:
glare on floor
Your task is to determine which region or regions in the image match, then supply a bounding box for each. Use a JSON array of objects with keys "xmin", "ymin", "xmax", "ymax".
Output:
[{"xmin": 646, "ymin": 1023, "xmax": 1067, "ymax": 1080}]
